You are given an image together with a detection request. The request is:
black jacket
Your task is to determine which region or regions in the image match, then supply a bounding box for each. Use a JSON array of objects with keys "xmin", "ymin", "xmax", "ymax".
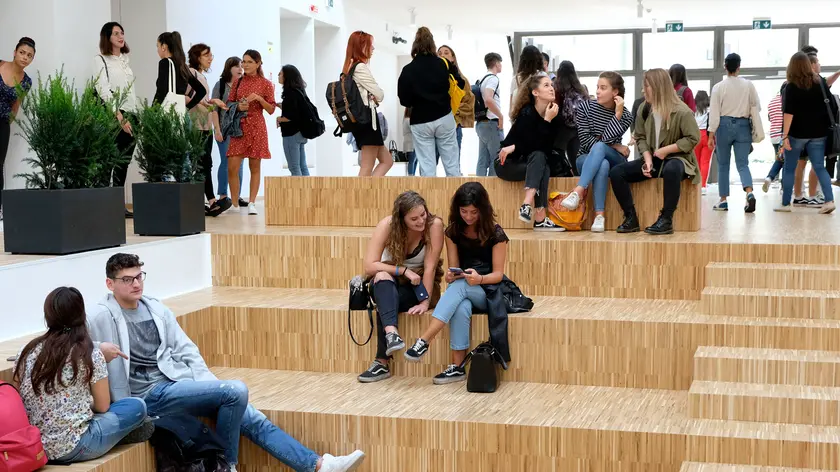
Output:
[
  {"xmin": 153, "ymin": 59, "xmax": 206, "ymax": 110},
  {"xmin": 397, "ymin": 53, "xmax": 466, "ymax": 125},
  {"xmin": 479, "ymin": 276, "xmax": 532, "ymax": 363},
  {"xmin": 280, "ymin": 87, "xmax": 308, "ymax": 137},
  {"xmin": 501, "ymin": 104, "xmax": 560, "ymax": 161},
  {"xmin": 150, "ymin": 415, "xmax": 231, "ymax": 472}
]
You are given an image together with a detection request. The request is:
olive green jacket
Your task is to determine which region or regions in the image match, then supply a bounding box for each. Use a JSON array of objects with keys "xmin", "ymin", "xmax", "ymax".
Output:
[{"xmin": 633, "ymin": 101, "xmax": 701, "ymax": 184}]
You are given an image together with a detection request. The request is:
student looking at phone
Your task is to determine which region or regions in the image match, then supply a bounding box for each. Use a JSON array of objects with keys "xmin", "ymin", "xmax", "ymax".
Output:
[
  {"xmin": 358, "ymin": 191, "xmax": 445, "ymax": 383},
  {"xmin": 404, "ymin": 182, "xmax": 509, "ymax": 385}
]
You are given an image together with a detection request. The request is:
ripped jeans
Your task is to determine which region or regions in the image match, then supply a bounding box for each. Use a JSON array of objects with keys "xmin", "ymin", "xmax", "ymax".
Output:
[{"xmin": 144, "ymin": 380, "xmax": 320, "ymax": 471}]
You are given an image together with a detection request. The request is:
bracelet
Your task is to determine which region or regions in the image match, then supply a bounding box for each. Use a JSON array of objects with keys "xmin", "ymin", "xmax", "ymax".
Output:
[
  {"xmin": 480, "ymin": 275, "xmax": 484, "ymax": 284},
  {"xmin": 395, "ymin": 266, "xmax": 400, "ymax": 277}
]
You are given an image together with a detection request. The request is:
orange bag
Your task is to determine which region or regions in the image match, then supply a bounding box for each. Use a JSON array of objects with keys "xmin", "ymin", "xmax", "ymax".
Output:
[{"xmin": 547, "ymin": 191, "xmax": 588, "ymax": 231}]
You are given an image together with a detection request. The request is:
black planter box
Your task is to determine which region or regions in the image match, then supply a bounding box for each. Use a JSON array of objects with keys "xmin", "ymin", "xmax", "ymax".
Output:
[
  {"xmin": 2, "ymin": 187, "xmax": 126, "ymax": 255},
  {"xmin": 132, "ymin": 182, "xmax": 205, "ymax": 236}
]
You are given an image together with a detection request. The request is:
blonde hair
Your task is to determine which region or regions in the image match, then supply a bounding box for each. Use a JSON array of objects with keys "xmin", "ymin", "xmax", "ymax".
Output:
[{"xmin": 643, "ymin": 68, "xmax": 681, "ymax": 127}]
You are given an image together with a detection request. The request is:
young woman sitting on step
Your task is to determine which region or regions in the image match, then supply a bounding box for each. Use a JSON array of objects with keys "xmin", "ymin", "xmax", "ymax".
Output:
[
  {"xmin": 404, "ymin": 182, "xmax": 509, "ymax": 385},
  {"xmin": 358, "ymin": 191, "xmax": 444, "ymax": 383}
]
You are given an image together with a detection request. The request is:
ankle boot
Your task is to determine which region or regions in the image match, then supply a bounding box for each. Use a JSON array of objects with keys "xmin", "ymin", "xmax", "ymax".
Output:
[
  {"xmin": 616, "ymin": 212, "xmax": 640, "ymax": 233},
  {"xmin": 645, "ymin": 214, "xmax": 674, "ymax": 235}
]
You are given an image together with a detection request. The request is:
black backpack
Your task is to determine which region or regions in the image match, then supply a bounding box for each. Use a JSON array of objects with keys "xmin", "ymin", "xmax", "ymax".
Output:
[
  {"xmin": 325, "ymin": 63, "xmax": 370, "ymax": 137},
  {"xmin": 461, "ymin": 342, "xmax": 508, "ymax": 393},
  {"xmin": 295, "ymin": 89, "xmax": 326, "ymax": 139},
  {"xmin": 150, "ymin": 415, "xmax": 231, "ymax": 472},
  {"xmin": 472, "ymin": 74, "xmax": 498, "ymax": 122}
]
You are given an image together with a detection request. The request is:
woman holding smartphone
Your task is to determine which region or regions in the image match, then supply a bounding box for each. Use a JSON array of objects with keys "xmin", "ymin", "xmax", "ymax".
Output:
[
  {"xmin": 358, "ymin": 191, "xmax": 444, "ymax": 383},
  {"xmin": 404, "ymin": 182, "xmax": 509, "ymax": 385}
]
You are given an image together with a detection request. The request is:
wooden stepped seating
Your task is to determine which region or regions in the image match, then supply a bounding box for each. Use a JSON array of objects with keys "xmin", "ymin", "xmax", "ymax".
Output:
[
  {"xmin": 689, "ymin": 380, "xmax": 840, "ymax": 427},
  {"xmin": 215, "ymin": 367, "xmax": 840, "ymax": 471},
  {"xmin": 41, "ymin": 444, "xmax": 154, "ymax": 472},
  {"xmin": 263, "ymin": 176, "xmax": 701, "ymax": 231},
  {"xmin": 701, "ymin": 287, "xmax": 840, "ymax": 319},
  {"xmin": 694, "ymin": 347, "xmax": 840, "ymax": 387},
  {"xmin": 680, "ymin": 462, "xmax": 833, "ymax": 472},
  {"xmin": 705, "ymin": 263, "xmax": 840, "ymax": 291}
]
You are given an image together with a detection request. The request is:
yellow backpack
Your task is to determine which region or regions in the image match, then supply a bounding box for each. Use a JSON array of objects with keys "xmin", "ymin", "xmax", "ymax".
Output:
[
  {"xmin": 441, "ymin": 58, "xmax": 466, "ymax": 115},
  {"xmin": 547, "ymin": 191, "xmax": 588, "ymax": 231}
]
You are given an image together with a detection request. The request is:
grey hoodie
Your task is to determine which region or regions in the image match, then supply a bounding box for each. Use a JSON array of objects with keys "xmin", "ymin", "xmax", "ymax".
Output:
[{"xmin": 86, "ymin": 294, "xmax": 216, "ymax": 401}]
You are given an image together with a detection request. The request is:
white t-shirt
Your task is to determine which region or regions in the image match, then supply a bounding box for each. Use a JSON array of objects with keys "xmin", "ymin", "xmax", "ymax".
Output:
[
  {"xmin": 654, "ymin": 112, "xmax": 663, "ymax": 149},
  {"xmin": 480, "ymin": 73, "xmax": 501, "ymax": 120}
]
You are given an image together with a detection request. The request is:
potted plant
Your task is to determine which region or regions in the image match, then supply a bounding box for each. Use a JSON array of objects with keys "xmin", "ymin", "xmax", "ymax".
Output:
[
  {"xmin": 2, "ymin": 71, "xmax": 129, "ymax": 255},
  {"xmin": 129, "ymin": 101, "xmax": 206, "ymax": 236}
]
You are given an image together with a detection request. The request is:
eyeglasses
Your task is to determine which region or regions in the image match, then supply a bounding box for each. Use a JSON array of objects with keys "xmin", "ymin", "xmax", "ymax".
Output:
[{"xmin": 112, "ymin": 272, "xmax": 146, "ymax": 285}]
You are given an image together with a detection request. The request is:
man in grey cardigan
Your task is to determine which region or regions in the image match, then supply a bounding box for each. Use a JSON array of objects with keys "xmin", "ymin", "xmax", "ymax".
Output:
[{"xmin": 89, "ymin": 253, "xmax": 365, "ymax": 472}]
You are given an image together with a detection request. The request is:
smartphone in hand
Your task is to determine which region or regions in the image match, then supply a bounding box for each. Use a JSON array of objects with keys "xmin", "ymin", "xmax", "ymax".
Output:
[{"xmin": 449, "ymin": 267, "xmax": 464, "ymax": 275}]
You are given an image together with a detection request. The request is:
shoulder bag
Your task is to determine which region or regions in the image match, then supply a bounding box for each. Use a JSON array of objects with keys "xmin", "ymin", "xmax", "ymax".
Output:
[
  {"xmin": 162, "ymin": 58, "xmax": 187, "ymax": 116},
  {"xmin": 749, "ymin": 82, "xmax": 765, "ymax": 143},
  {"xmin": 347, "ymin": 275, "xmax": 374, "ymax": 346},
  {"xmin": 459, "ymin": 342, "xmax": 508, "ymax": 393},
  {"xmin": 818, "ymin": 79, "xmax": 840, "ymax": 157}
]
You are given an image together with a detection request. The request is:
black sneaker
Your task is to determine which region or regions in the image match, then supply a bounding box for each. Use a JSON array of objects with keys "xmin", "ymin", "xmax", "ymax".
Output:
[
  {"xmin": 518, "ymin": 204, "xmax": 533, "ymax": 223},
  {"xmin": 238, "ymin": 198, "xmax": 249, "ymax": 207},
  {"xmin": 357, "ymin": 360, "xmax": 391, "ymax": 383},
  {"xmin": 644, "ymin": 214, "xmax": 674, "ymax": 235},
  {"xmin": 744, "ymin": 192, "xmax": 757, "ymax": 213},
  {"xmin": 533, "ymin": 218, "xmax": 565, "ymax": 232},
  {"xmin": 806, "ymin": 197, "xmax": 824, "ymax": 208},
  {"xmin": 404, "ymin": 339, "xmax": 429, "ymax": 362},
  {"xmin": 793, "ymin": 197, "xmax": 811, "ymax": 207},
  {"xmin": 125, "ymin": 209, "xmax": 134, "ymax": 219},
  {"xmin": 433, "ymin": 364, "xmax": 466, "ymax": 385},
  {"xmin": 117, "ymin": 417, "xmax": 155, "ymax": 445},
  {"xmin": 207, "ymin": 197, "xmax": 232, "ymax": 217},
  {"xmin": 616, "ymin": 212, "xmax": 640, "ymax": 233},
  {"xmin": 384, "ymin": 331, "xmax": 406, "ymax": 356}
]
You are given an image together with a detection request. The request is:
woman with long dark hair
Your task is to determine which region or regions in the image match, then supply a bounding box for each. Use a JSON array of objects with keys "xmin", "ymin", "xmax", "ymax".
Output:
[
  {"xmin": 276, "ymin": 64, "xmax": 311, "ymax": 176},
  {"xmin": 0, "ymin": 37, "xmax": 34, "ymax": 221},
  {"xmin": 510, "ymin": 45, "xmax": 545, "ymax": 110},
  {"xmin": 669, "ymin": 64, "xmax": 696, "ymax": 112},
  {"xmin": 405, "ymin": 182, "xmax": 509, "ymax": 385},
  {"xmin": 693, "ymin": 90, "xmax": 713, "ymax": 193},
  {"xmin": 13, "ymin": 287, "xmax": 151, "ymax": 463},
  {"xmin": 553, "ymin": 60, "xmax": 587, "ymax": 165},
  {"xmin": 358, "ymin": 191, "xmax": 444, "ymax": 383},
  {"xmin": 226, "ymin": 49, "xmax": 276, "ymax": 215},
  {"xmin": 153, "ymin": 32, "xmax": 205, "ymax": 111},
  {"xmin": 210, "ymin": 56, "xmax": 245, "ymax": 208}
]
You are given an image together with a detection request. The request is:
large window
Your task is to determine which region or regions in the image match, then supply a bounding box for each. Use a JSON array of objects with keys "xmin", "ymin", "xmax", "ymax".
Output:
[
  {"xmin": 723, "ymin": 29, "xmax": 798, "ymax": 68},
  {"xmin": 643, "ymin": 31, "xmax": 714, "ymax": 70},
  {"xmin": 809, "ymin": 28, "xmax": 840, "ymax": 66},
  {"xmin": 525, "ymin": 34, "xmax": 633, "ymax": 72}
]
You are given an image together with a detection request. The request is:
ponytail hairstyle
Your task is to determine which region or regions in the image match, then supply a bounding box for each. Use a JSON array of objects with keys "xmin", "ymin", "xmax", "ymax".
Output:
[{"xmin": 157, "ymin": 31, "xmax": 190, "ymax": 81}]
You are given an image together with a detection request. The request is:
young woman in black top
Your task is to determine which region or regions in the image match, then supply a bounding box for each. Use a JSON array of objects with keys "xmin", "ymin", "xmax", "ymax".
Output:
[
  {"xmin": 494, "ymin": 75, "xmax": 564, "ymax": 232},
  {"xmin": 553, "ymin": 60, "xmax": 587, "ymax": 166},
  {"xmin": 153, "ymin": 32, "xmax": 206, "ymax": 111},
  {"xmin": 276, "ymin": 65, "xmax": 310, "ymax": 176},
  {"xmin": 777, "ymin": 52, "xmax": 837, "ymax": 214}
]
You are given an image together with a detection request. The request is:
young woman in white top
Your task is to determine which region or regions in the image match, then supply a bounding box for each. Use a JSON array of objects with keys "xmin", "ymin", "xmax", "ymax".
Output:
[
  {"xmin": 344, "ymin": 31, "xmax": 391, "ymax": 177},
  {"xmin": 95, "ymin": 22, "xmax": 137, "ymax": 218}
]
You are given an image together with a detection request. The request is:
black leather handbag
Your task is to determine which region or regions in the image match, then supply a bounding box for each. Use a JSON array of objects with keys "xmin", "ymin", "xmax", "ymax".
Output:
[
  {"xmin": 460, "ymin": 342, "xmax": 508, "ymax": 393},
  {"xmin": 348, "ymin": 275, "xmax": 374, "ymax": 346}
]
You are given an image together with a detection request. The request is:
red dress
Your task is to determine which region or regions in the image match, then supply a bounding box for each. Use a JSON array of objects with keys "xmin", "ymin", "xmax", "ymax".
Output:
[{"xmin": 227, "ymin": 75, "xmax": 276, "ymax": 159}]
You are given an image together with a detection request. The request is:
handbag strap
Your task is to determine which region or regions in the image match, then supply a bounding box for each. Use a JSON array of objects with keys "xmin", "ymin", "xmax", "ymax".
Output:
[
  {"xmin": 818, "ymin": 78, "xmax": 838, "ymax": 128},
  {"xmin": 348, "ymin": 305, "xmax": 374, "ymax": 346},
  {"xmin": 98, "ymin": 55, "xmax": 110, "ymax": 82},
  {"xmin": 167, "ymin": 58, "xmax": 176, "ymax": 95}
]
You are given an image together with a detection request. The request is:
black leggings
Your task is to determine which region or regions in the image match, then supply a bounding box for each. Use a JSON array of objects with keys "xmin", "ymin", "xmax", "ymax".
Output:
[
  {"xmin": 200, "ymin": 131, "xmax": 215, "ymax": 201},
  {"xmin": 0, "ymin": 120, "xmax": 9, "ymax": 210},
  {"xmin": 495, "ymin": 150, "xmax": 566, "ymax": 208},
  {"xmin": 609, "ymin": 158, "xmax": 686, "ymax": 218},
  {"xmin": 372, "ymin": 279, "xmax": 418, "ymax": 360}
]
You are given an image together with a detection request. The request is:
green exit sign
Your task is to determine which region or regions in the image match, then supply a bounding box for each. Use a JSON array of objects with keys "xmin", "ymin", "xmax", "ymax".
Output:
[
  {"xmin": 665, "ymin": 21, "xmax": 684, "ymax": 33},
  {"xmin": 752, "ymin": 18, "xmax": 772, "ymax": 30}
]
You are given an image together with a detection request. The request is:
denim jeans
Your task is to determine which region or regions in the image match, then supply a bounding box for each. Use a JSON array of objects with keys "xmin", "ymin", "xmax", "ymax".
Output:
[
  {"xmin": 406, "ymin": 151, "xmax": 417, "ymax": 176},
  {"xmin": 782, "ymin": 136, "xmax": 834, "ymax": 206},
  {"xmin": 716, "ymin": 117, "xmax": 753, "ymax": 197},
  {"xmin": 282, "ymin": 132, "xmax": 310, "ymax": 176},
  {"xmin": 575, "ymin": 142, "xmax": 627, "ymax": 212},
  {"xmin": 216, "ymin": 137, "xmax": 243, "ymax": 197},
  {"xmin": 411, "ymin": 113, "xmax": 461, "ymax": 177},
  {"xmin": 52, "ymin": 397, "xmax": 147, "ymax": 463},
  {"xmin": 476, "ymin": 120, "xmax": 501, "ymax": 177},
  {"xmin": 766, "ymin": 143, "xmax": 783, "ymax": 180},
  {"xmin": 431, "ymin": 279, "xmax": 487, "ymax": 351},
  {"xmin": 144, "ymin": 380, "xmax": 319, "ymax": 470}
]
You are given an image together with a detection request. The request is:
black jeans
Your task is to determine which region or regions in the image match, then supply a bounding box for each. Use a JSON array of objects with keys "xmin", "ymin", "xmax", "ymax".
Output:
[
  {"xmin": 495, "ymin": 150, "xmax": 564, "ymax": 208},
  {"xmin": 0, "ymin": 119, "xmax": 9, "ymax": 210},
  {"xmin": 372, "ymin": 279, "xmax": 418, "ymax": 360},
  {"xmin": 200, "ymin": 131, "xmax": 214, "ymax": 201},
  {"xmin": 609, "ymin": 158, "xmax": 686, "ymax": 219},
  {"xmin": 113, "ymin": 112, "xmax": 136, "ymax": 188}
]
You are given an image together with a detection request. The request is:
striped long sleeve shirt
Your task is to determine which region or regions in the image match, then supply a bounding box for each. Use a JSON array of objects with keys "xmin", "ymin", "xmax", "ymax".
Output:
[
  {"xmin": 767, "ymin": 94, "xmax": 783, "ymax": 144},
  {"xmin": 574, "ymin": 99, "xmax": 633, "ymax": 156}
]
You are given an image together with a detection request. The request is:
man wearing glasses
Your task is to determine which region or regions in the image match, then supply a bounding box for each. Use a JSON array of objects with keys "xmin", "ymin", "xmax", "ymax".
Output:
[{"xmin": 88, "ymin": 253, "xmax": 365, "ymax": 472}]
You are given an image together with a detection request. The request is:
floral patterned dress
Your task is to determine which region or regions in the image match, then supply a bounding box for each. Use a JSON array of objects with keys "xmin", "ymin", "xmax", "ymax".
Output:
[{"xmin": 226, "ymin": 74, "xmax": 276, "ymax": 159}]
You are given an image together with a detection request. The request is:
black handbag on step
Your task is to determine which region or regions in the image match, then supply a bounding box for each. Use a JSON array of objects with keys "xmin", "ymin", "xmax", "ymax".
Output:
[
  {"xmin": 348, "ymin": 275, "xmax": 374, "ymax": 346},
  {"xmin": 460, "ymin": 342, "xmax": 508, "ymax": 393}
]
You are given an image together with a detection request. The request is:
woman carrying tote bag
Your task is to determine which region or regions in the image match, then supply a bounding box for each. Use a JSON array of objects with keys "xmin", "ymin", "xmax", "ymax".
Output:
[{"xmin": 153, "ymin": 31, "xmax": 205, "ymax": 115}]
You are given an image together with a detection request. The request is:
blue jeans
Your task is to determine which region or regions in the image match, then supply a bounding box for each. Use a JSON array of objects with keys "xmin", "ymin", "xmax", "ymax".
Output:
[
  {"xmin": 575, "ymin": 142, "xmax": 627, "ymax": 212},
  {"xmin": 431, "ymin": 279, "xmax": 487, "ymax": 351},
  {"xmin": 716, "ymin": 117, "xmax": 753, "ymax": 197},
  {"xmin": 411, "ymin": 113, "xmax": 461, "ymax": 177},
  {"xmin": 53, "ymin": 397, "xmax": 147, "ymax": 463},
  {"xmin": 144, "ymin": 380, "xmax": 319, "ymax": 471},
  {"xmin": 782, "ymin": 136, "xmax": 834, "ymax": 206},
  {"xmin": 476, "ymin": 120, "xmax": 501, "ymax": 177},
  {"xmin": 767, "ymin": 143, "xmax": 783, "ymax": 180},
  {"xmin": 406, "ymin": 151, "xmax": 417, "ymax": 176},
  {"xmin": 216, "ymin": 137, "xmax": 243, "ymax": 197},
  {"xmin": 282, "ymin": 132, "xmax": 310, "ymax": 176}
]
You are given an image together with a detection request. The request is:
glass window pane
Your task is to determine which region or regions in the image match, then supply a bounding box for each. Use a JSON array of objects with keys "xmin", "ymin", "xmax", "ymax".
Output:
[
  {"xmin": 643, "ymin": 31, "xmax": 714, "ymax": 69},
  {"xmin": 809, "ymin": 28, "xmax": 840, "ymax": 66},
  {"xmin": 723, "ymin": 29, "xmax": 798, "ymax": 68},
  {"xmin": 525, "ymin": 34, "xmax": 633, "ymax": 72}
]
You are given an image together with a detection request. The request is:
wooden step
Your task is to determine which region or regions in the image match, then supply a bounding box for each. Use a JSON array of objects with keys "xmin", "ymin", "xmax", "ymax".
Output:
[
  {"xmin": 680, "ymin": 462, "xmax": 833, "ymax": 472},
  {"xmin": 694, "ymin": 346, "xmax": 840, "ymax": 387},
  {"xmin": 706, "ymin": 262, "xmax": 840, "ymax": 291},
  {"xmin": 689, "ymin": 380, "xmax": 840, "ymax": 426},
  {"xmin": 701, "ymin": 287, "xmax": 840, "ymax": 319},
  {"xmin": 218, "ymin": 367, "xmax": 840, "ymax": 471},
  {"xmin": 41, "ymin": 443, "xmax": 153, "ymax": 471}
]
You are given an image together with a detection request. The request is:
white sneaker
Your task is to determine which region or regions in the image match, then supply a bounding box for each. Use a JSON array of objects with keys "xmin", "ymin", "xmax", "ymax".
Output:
[
  {"xmin": 247, "ymin": 203, "xmax": 258, "ymax": 215},
  {"xmin": 591, "ymin": 215, "xmax": 605, "ymax": 233},
  {"xmin": 819, "ymin": 201, "xmax": 836, "ymax": 214},
  {"xmin": 560, "ymin": 192, "xmax": 580, "ymax": 210},
  {"xmin": 229, "ymin": 466, "xmax": 237, "ymax": 472},
  {"xmin": 701, "ymin": 187, "xmax": 707, "ymax": 196},
  {"xmin": 774, "ymin": 205, "xmax": 792, "ymax": 212},
  {"xmin": 762, "ymin": 178, "xmax": 771, "ymax": 193},
  {"xmin": 319, "ymin": 450, "xmax": 365, "ymax": 472}
]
